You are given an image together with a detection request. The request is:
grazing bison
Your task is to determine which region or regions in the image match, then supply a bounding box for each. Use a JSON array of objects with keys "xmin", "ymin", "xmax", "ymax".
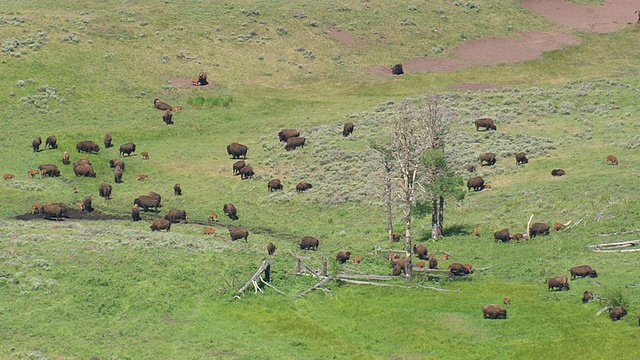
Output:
[
  {"xmin": 511, "ymin": 233, "xmax": 524, "ymax": 241},
  {"xmin": 223, "ymin": 203, "xmax": 238, "ymax": 220},
  {"xmin": 494, "ymin": 228, "xmax": 511, "ymax": 242},
  {"xmin": 391, "ymin": 64, "xmax": 403, "ymax": 75},
  {"xmin": 45, "ymin": 135, "xmax": 57, "ymax": 150},
  {"xmin": 27, "ymin": 169, "xmax": 38, "ymax": 179},
  {"xmin": 141, "ymin": 152, "xmax": 149, "ymax": 160},
  {"xmin": 267, "ymin": 242, "xmax": 276, "ymax": 255},
  {"xmin": 99, "ymin": 183, "xmax": 112, "ymax": 200},
  {"xmin": 38, "ymin": 164, "xmax": 60, "ymax": 177},
  {"xmin": 479, "ymin": 153, "xmax": 496, "ymax": 166},
  {"xmin": 482, "ymin": 305, "xmax": 507, "ymax": 319},
  {"xmin": 413, "ymin": 243, "xmax": 428, "ymax": 260},
  {"xmin": 300, "ymin": 236, "xmax": 319, "ymax": 250},
  {"xmin": 113, "ymin": 166, "xmax": 123, "ymax": 183},
  {"xmin": 296, "ymin": 181, "xmax": 313, "ymax": 193},
  {"xmin": 119, "ymin": 142, "xmax": 136, "ymax": 157},
  {"xmin": 353, "ymin": 256, "xmax": 364, "ymax": 264},
  {"xmin": 73, "ymin": 158, "xmax": 91, "ymax": 167},
  {"xmin": 475, "ymin": 118, "xmax": 497, "ymax": 131},
  {"xmin": 136, "ymin": 174, "xmax": 148, "ymax": 181},
  {"xmin": 553, "ymin": 222, "xmax": 564, "ymax": 231},
  {"xmin": 42, "ymin": 203, "xmax": 69, "ymax": 220},
  {"xmin": 285, "ymin": 137, "xmax": 306, "ymax": 151},
  {"xmin": 268, "ymin": 179, "xmax": 283, "ymax": 191},
  {"xmin": 131, "ymin": 204, "xmax": 141, "ymax": 221},
  {"xmin": 32, "ymin": 137, "xmax": 42, "ymax": 152},
  {"xmin": 227, "ymin": 142, "xmax": 248, "ymax": 159},
  {"xmin": 150, "ymin": 218, "xmax": 171, "ymax": 232},
  {"xmin": 203, "ymin": 227, "xmax": 216, "ymax": 235},
  {"xmin": 530, "ymin": 222, "xmax": 550, "ymax": 237},
  {"xmin": 163, "ymin": 110, "xmax": 174, "ymax": 125},
  {"xmin": 428, "ymin": 255, "xmax": 438, "ymax": 269},
  {"xmin": 31, "ymin": 203, "xmax": 43, "ymax": 214},
  {"xmin": 3, "ymin": 173, "xmax": 13, "ymax": 181},
  {"xmin": 165, "ymin": 208, "xmax": 188, "ymax": 223},
  {"xmin": 229, "ymin": 227, "xmax": 249, "ymax": 242},
  {"xmin": 548, "ymin": 275, "xmax": 570, "ymax": 291},
  {"xmin": 134, "ymin": 195, "xmax": 161, "ymax": 212},
  {"xmin": 74, "ymin": 163, "xmax": 96, "ymax": 177},
  {"xmin": 392, "ymin": 264, "xmax": 403, "ymax": 276},
  {"xmin": 515, "ymin": 152, "xmax": 528, "ymax": 165},
  {"xmin": 104, "ymin": 133, "xmax": 112, "ymax": 148},
  {"xmin": 343, "ymin": 122, "xmax": 354, "ymax": 137},
  {"xmin": 467, "ymin": 176, "xmax": 484, "ymax": 192},
  {"xmin": 278, "ymin": 129, "xmax": 300, "ymax": 142},
  {"xmin": 610, "ymin": 307, "xmax": 627, "ymax": 321},
  {"xmin": 582, "ymin": 290, "xmax": 594, "ymax": 304},
  {"xmin": 154, "ymin": 98, "xmax": 173, "ymax": 111},
  {"xmin": 109, "ymin": 158, "xmax": 125, "ymax": 171},
  {"xmin": 232, "ymin": 160, "xmax": 246, "ymax": 175},
  {"xmin": 449, "ymin": 263, "xmax": 472, "ymax": 276},
  {"xmin": 551, "ymin": 169, "xmax": 565, "ymax": 176},
  {"xmin": 239, "ymin": 165, "xmax": 254, "ymax": 180},
  {"xmin": 174, "ymin": 183, "xmax": 182, "ymax": 196},
  {"xmin": 76, "ymin": 141, "xmax": 100, "ymax": 154},
  {"xmin": 570, "ymin": 265, "xmax": 598, "ymax": 280},
  {"xmin": 81, "ymin": 196, "xmax": 93, "ymax": 212},
  {"xmin": 606, "ymin": 155, "xmax": 618, "ymax": 165},
  {"xmin": 336, "ymin": 250, "xmax": 351, "ymax": 264},
  {"xmin": 208, "ymin": 212, "xmax": 218, "ymax": 222},
  {"xmin": 62, "ymin": 151, "xmax": 70, "ymax": 165}
]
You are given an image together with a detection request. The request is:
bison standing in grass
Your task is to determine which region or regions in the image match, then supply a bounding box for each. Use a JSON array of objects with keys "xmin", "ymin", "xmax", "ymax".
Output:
[
  {"xmin": 150, "ymin": 218, "xmax": 171, "ymax": 232},
  {"xmin": 413, "ymin": 244, "xmax": 428, "ymax": 260},
  {"xmin": 475, "ymin": 118, "xmax": 497, "ymax": 131},
  {"xmin": 530, "ymin": 222, "xmax": 550, "ymax": 237},
  {"xmin": 45, "ymin": 135, "xmax": 57, "ymax": 150},
  {"xmin": 547, "ymin": 275, "xmax": 569, "ymax": 291},
  {"xmin": 285, "ymin": 137, "xmax": 306, "ymax": 151},
  {"xmin": 134, "ymin": 195, "xmax": 162, "ymax": 213},
  {"xmin": 239, "ymin": 165, "xmax": 254, "ymax": 180},
  {"xmin": 32, "ymin": 137, "xmax": 42, "ymax": 152},
  {"xmin": 467, "ymin": 176, "xmax": 484, "ymax": 192},
  {"xmin": 119, "ymin": 142, "xmax": 136, "ymax": 157},
  {"xmin": 74, "ymin": 163, "xmax": 96, "ymax": 177},
  {"xmin": 479, "ymin": 153, "xmax": 496, "ymax": 166},
  {"xmin": 131, "ymin": 204, "xmax": 141, "ymax": 221},
  {"xmin": 81, "ymin": 196, "xmax": 93, "ymax": 212},
  {"xmin": 165, "ymin": 208, "xmax": 188, "ymax": 223},
  {"xmin": 343, "ymin": 122, "xmax": 354, "ymax": 137},
  {"xmin": 232, "ymin": 160, "xmax": 246, "ymax": 175},
  {"xmin": 267, "ymin": 242, "xmax": 276, "ymax": 255},
  {"xmin": 516, "ymin": 152, "xmax": 528, "ymax": 165},
  {"xmin": 268, "ymin": 179, "xmax": 283, "ymax": 191},
  {"xmin": 99, "ymin": 183, "xmax": 112, "ymax": 200},
  {"xmin": 300, "ymin": 236, "xmax": 319, "ymax": 250},
  {"xmin": 229, "ymin": 227, "xmax": 249, "ymax": 242},
  {"xmin": 278, "ymin": 129, "xmax": 300, "ymax": 142},
  {"xmin": 104, "ymin": 134, "xmax": 112, "ymax": 148},
  {"xmin": 227, "ymin": 142, "xmax": 248, "ymax": 159},
  {"xmin": 42, "ymin": 203, "xmax": 69, "ymax": 220},
  {"xmin": 38, "ymin": 164, "xmax": 60, "ymax": 178},
  {"xmin": 76, "ymin": 141, "xmax": 100, "ymax": 154},
  {"xmin": 610, "ymin": 307, "xmax": 627, "ymax": 321},
  {"xmin": 336, "ymin": 250, "xmax": 351, "ymax": 264},
  {"xmin": 570, "ymin": 265, "xmax": 598, "ymax": 280},
  {"xmin": 223, "ymin": 203, "xmax": 238, "ymax": 220},
  {"xmin": 109, "ymin": 158, "xmax": 125, "ymax": 171},
  {"xmin": 482, "ymin": 305, "xmax": 507, "ymax": 319},
  {"xmin": 114, "ymin": 166, "xmax": 123, "ymax": 183},
  {"xmin": 494, "ymin": 229, "xmax": 511, "ymax": 242},
  {"xmin": 296, "ymin": 181, "xmax": 313, "ymax": 193}
]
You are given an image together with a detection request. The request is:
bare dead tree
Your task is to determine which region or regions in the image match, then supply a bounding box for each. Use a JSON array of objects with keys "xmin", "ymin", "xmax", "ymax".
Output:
[{"xmin": 371, "ymin": 145, "xmax": 396, "ymax": 244}]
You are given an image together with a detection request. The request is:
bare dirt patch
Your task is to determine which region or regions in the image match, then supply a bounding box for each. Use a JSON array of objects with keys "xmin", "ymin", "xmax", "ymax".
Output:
[
  {"xmin": 327, "ymin": 29, "xmax": 357, "ymax": 45},
  {"xmin": 170, "ymin": 77, "xmax": 213, "ymax": 89}
]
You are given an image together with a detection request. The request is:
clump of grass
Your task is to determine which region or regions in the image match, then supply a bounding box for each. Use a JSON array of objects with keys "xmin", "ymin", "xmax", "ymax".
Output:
[
  {"xmin": 187, "ymin": 96, "xmax": 233, "ymax": 108},
  {"xmin": 61, "ymin": 32, "xmax": 80, "ymax": 44},
  {"xmin": 19, "ymin": 85, "xmax": 63, "ymax": 114}
]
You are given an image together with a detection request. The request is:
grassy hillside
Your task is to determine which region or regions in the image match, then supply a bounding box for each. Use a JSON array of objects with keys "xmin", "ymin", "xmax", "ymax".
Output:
[{"xmin": 1, "ymin": 1, "xmax": 640, "ymax": 359}]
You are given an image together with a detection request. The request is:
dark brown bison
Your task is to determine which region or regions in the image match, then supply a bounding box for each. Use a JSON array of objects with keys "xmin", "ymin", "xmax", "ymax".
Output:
[
  {"xmin": 239, "ymin": 165, "xmax": 254, "ymax": 180},
  {"xmin": 131, "ymin": 204, "xmax": 141, "ymax": 221},
  {"xmin": 119, "ymin": 142, "xmax": 136, "ymax": 157},
  {"xmin": 134, "ymin": 195, "xmax": 162, "ymax": 212},
  {"xmin": 229, "ymin": 227, "xmax": 249, "ymax": 242},
  {"xmin": 475, "ymin": 118, "xmax": 497, "ymax": 131},
  {"xmin": 494, "ymin": 228, "xmax": 511, "ymax": 243},
  {"xmin": 482, "ymin": 305, "xmax": 507, "ymax": 319},
  {"xmin": 163, "ymin": 110, "xmax": 174, "ymax": 125},
  {"xmin": 81, "ymin": 196, "xmax": 93, "ymax": 212},
  {"xmin": 154, "ymin": 98, "xmax": 173, "ymax": 111},
  {"xmin": 606, "ymin": 155, "xmax": 618, "ymax": 165},
  {"xmin": 174, "ymin": 183, "xmax": 182, "ymax": 196},
  {"xmin": 38, "ymin": 164, "xmax": 60, "ymax": 178},
  {"xmin": 391, "ymin": 64, "xmax": 403, "ymax": 75},
  {"xmin": 268, "ymin": 179, "xmax": 283, "ymax": 191},
  {"xmin": 148, "ymin": 191, "xmax": 162, "ymax": 204},
  {"xmin": 32, "ymin": 137, "xmax": 42, "ymax": 152},
  {"xmin": 428, "ymin": 255, "xmax": 438, "ymax": 269},
  {"xmin": 479, "ymin": 153, "xmax": 496, "ymax": 166},
  {"xmin": 99, "ymin": 183, "xmax": 112, "ymax": 200},
  {"xmin": 232, "ymin": 160, "xmax": 246, "ymax": 175},
  {"xmin": 42, "ymin": 203, "xmax": 69, "ymax": 220},
  {"xmin": 114, "ymin": 166, "xmax": 123, "ymax": 183},
  {"xmin": 296, "ymin": 181, "xmax": 312, "ymax": 193},
  {"xmin": 515, "ymin": 152, "xmax": 528, "ymax": 165},
  {"xmin": 570, "ymin": 265, "xmax": 598, "ymax": 280},
  {"xmin": 150, "ymin": 218, "xmax": 171, "ymax": 232},
  {"xmin": 223, "ymin": 203, "xmax": 238, "ymax": 220},
  {"xmin": 285, "ymin": 137, "xmax": 306, "ymax": 151},
  {"xmin": 449, "ymin": 263, "xmax": 472, "ymax": 276},
  {"xmin": 610, "ymin": 307, "xmax": 627, "ymax": 321},
  {"xmin": 62, "ymin": 151, "xmax": 70, "ymax": 165},
  {"xmin": 104, "ymin": 133, "xmax": 112, "ymax": 148},
  {"xmin": 267, "ymin": 242, "xmax": 276, "ymax": 255},
  {"xmin": 74, "ymin": 163, "xmax": 96, "ymax": 177},
  {"xmin": 343, "ymin": 122, "xmax": 354, "ymax": 137},
  {"xmin": 278, "ymin": 129, "xmax": 300, "ymax": 142},
  {"xmin": 551, "ymin": 169, "xmax": 565, "ymax": 176},
  {"xmin": 336, "ymin": 250, "xmax": 351, "ymax": 264},
  {"xmin": 530, "ymin": 223, "xmax": 550, "ymax": 237},
  {"xmin": 467, "ymin": 165, "xmax": 476, "ymax": 173},
  {"xmin": 76, "ymin": 140, "xmax": 100, "ymax": 154},
  {"xmin": 582, "ymin": 290, "xmax": 594, "ymax": 303},
  {"xmin": 227, "ymin": 142, "xmax": 248, "ymax": 159},
  {"xmin": 73, "ymin": 158, "xmax": 91, "ymax": 167},
  {"xmin": 413, "ymin": 244, "xmax": 428, "ymax": 260},
  {"xmin": 109, "ymin": 158, "xmax": 125, "ymax": 171},
  {"xmin": 300, "ymin": 236, "xmax": 319, "ymax": 250},
  {"xmin": 467, "ymin": 176, "xmax": 484, "ymax": 192},
  {"xmin": 196, "ymin": 71, "xmax": 208, "ymax": 86},
  {"xmin": 547, "ymin": 275, "xmax": 570, "ymax": 291},
  {"xmin": 165, "ymin": 208, "xmax": 188, "ymax": 223},
  {"xmin": 45, "ymin": 135, "xmax": 57, "ymax": 150}
]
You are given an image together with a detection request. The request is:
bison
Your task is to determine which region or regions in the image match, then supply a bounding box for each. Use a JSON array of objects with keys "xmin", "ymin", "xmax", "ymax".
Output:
[
  {"xmin": 165, "ymin": 208, "xmax": 188, "ymax": 223},
  {"xmin": 336, "ymin": 250, "xmax": 351, "ymax": 264},
  {"xmin": 131, "ymin": 204, "xmax": 141, "ymax": 221},
  {"xmin": 114, "ymin": 166, "xmax": 123, "ymax": 183},
  {"xmin": 267, "ymin": 242, "xmax": 276, "ymax": 255},
  {"xmin": 285, "ymin": 137, "xmax": 306, "ymax": 151},
  {"xmin": 551, "ymin": 169, "xmax": 566, "ymax": 176},
  {"xmin": 195, "ymin": 71, "xmax": 208, "ymax": 86},
  {"xmin": 479, "ymin": 153, "xmax": 496, "ymax": 166},
  {"xmin": 353, "ymin": 256, "xmax": 364, "ymax": 264},
  {"xmin": 154, "ymin": 98, "xmax": 173, "ymax": 111},
  {"xmin": 467, "ymin": 176, "xmax": 484, "ymax": 192},
  {"xmin": 570, "ymin": 265, "xmax": 598, "ymax": 280},
  {"xmin": 278, "ymin": 129, "xmax": 300, "ymax": 142},
  {"xmin": 45, "ymin": 135, "xmax": 57, "ymax": 150},
  {"xmin": 473, "ymin": 228, "xmax": 480, "ymax": 237},
  {"xmin": 475, "ymin": 118, "xmax": 497, "ymax": 131},
  {"xmin": 343, "ymin": 122, "xmax": 354, "ymax": 137},
  {"xmin": 610, "ymin": 307, "xmax": 627, "ymax": 321},
  {"xmin": 296, "ymin": 181, "xmax": 312, "ymax": 193},
  {"xmin": 150, "ymin": 218, "xmax": 171, "ymax": 232},
  {"xmin": 42, "ymin": 203, "xmax": 69, "ymax": 220},
  {"xmin": 31, "ymin": 203, "xmax": 43, "ymax": 214},
  {"xmin": 232, "ymin": 160, "xmax": 246, "ymax": 175},
  {"xmin": 3, "ymin": 173, "xmax": 13, "ymax": 181},
  {"xmin": 104, "ymin": 133, "xmax": 113, "ymax": 148},
  {"xmin": 239, "ymin": 165, "xmax": 254, "ymax": 180},
  {"xmin": 109, "ymin": 158, "xmax": 125, "ymax": 171},
  {"xmin": 74, "ymin": 163, "xmax": 96, "ymax": 177},
  {"xmin": 38, "ymin": 164, "xmax": 60, "ymax": 178},
  {"xmin": 300, "ymin": 236, "xmax": 319, "ymax": 250},
  {"xmin": 208, "ymin": 212, "xmax": 219, "ymax": 222},
  {"xmin": 62, "ymin": 151, "xmax": 70, "ymax": 165},
  {"xmin": 548, "ymin": 275, "xmax": 570, "ymax": 291},
  {"xmin": 81, "ymin": 196, "xmax": 93, "ymax": 212},
  {"xmin": 582, "ymin": 290, "xmax": 594, "ymax": 304},
  {"xmin": 27, "ymin": 169, "xmax": 38, "ymax": 179},
  {"xmin": 391, "ymin": 63, "xmax": 403, "ymax": 75},
  {"xmin": 511, "ymin": 233, "xmax": 524, "ymax": 241},
  {"xmin": 392, "ymin": 233, "xmax": 401, "ymax": 242},
  {"xmin": 76, "ymin": 140, "xmax": 100, "ymax": 154},
  {"xmin": 136, "ymin": 174, "xmax": 148, "ymax": 181},
  {"xmin": 99, "ymin": 183, "xmax": 112, "ymax": 200},
  {"xmin": 503, "ymin": 298, "xmax": 511, "ymax": 305},
  {"xmin": 428, "ymin": 255, "xmax": 438, "ymax": 269},
  {"xmin": 449, "ymin": 263, "xmax": 472, "ymax": 276},
  {"xmin": 606, "ymin": 155, "xmax": 618, "ymax": 165},
  {"xmin": 119, "ymin": 142, "xmax": 136, "ymax": 157},
  {"xmin": 141, "ymin": 152, "xmax": 149, "ymax": 160},
  {"xmin": 73, "ymin": 158, "xmax": 91, "ymax": 167},
  {"xmin": 229, "ymin": 227, "xmax": 249, "ymax": 242},
  {"xmin": 553, "ymin": 222, "xmax": 564, "ymax": 231},
  {"xmin": 134, "ymin": 195, "xmax": 161, "ymax": 212},
  {"xmin": 227, "ymin": 142, "xmax": 248, "ymax": 159},
  {"xmin": 494, "ymin": 228, "xmax": 511, "ymax": 242},
  {"xmin": 32, "ymin": 137, "xmax": 42, "ymax": 152},
  {"xmin": 163, "ymin": 110, "xmax": 174, "ymax": 125},
  {"xmin": 413, "ymin": 244, "xmax": 428, "ymax": 260},
  {"xmin": 268, "ymin": 179, "xmax": 283, "ymax": 191},
  {"xmin": 203, "ymin": 227, "xmax": 216, "ymax": 235},
  {"xmin": 530, "ymin": 222, "xmax": 550, "ymax": 237},
  {"xmin": 515, "ymin": 152, "xmax": 528, "ymax": 165},
  {"xmin": 482, "ymin": 305, "xmax": 507, "ymax": 319},
  {"xmin": 174, "ymin": 183, "xmax": 182, "ymax": 196},
  {"xmin": 223, "ymin": 203, "xmax": 238, "ymax": 220}
]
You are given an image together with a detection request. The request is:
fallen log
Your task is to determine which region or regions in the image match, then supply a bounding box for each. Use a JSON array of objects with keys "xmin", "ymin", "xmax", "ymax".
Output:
[
  {"xmin": 336, "ymin": 278, "xmax": 459, "ymax": 292},
  {"xmin": 335, "ymin": 273, "xmax": 394, "ymax": 280},
  {"xmin": 592, "ymin": 248, "xmax": 640, "ymax": 253},
  {"xmin": 296, "ymin": 276, "xmax": 333, "ymax": 298},
  {"xmin": 588, "ymin": 240, "xmax": 638, "ymax": 248},
  {"xmin": 232, "ymin": 260, "xmax": 271, "ymax": 300},
  {"xmin": 596, "ymin": 306, "xmax": 611, "ymax": 317}
]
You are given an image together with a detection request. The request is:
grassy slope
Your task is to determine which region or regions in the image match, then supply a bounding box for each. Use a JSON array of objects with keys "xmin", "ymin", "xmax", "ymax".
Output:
[{"xmin": 1, "ymin": 1, "xmax": 640, "ymax": 359}]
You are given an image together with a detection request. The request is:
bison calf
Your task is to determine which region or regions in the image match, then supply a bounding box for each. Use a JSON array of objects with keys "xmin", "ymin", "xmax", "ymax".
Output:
[{"xmin": 606, "ymin": 155, "xmax": 618, "ymax": 165}]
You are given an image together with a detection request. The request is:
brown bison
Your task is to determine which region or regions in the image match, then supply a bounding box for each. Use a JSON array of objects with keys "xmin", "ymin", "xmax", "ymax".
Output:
[
  {"xmin": 343, "ymin": 122, "xmax": 354, "ymax": 137},
  {"xmin": 473, "ymin": 228, "xmax": 480, "ymax": 237},
  {"xmin": 482, "ymin": 305, "xmax": 507, "ymax": 319},
  {"xmin": 239, "ymin": 165, "xmax": 254, "ymax": 180},
  {"xmin": 27, "ymin": 169, "xmax": 38, "ymax": 179},
  {"xmin": 141, "ymin": 152, "xmax": 149, "ymax": 160},
  {"xmin": 428, "ymin": 255, "xmax": 438, "ymax": 269},
  {"xmin": 109, "ymin": 158, "xmax": 125, "ymax": 171},
  {"xmin": 300, "ymin": 236, "xmax": 319, "ymax": 250},
  {"xmin": 503, "ymin": 297, "xmax": 511, "ymax": 305},
  {"xmin": 610, "ymin": 307, "xmax": 627, "ymax": 321},
  {"xmin": 547, "ymin": 275, "xmax": 570, "ymax": 291},
  {"xmin": 74, "ymin": 163, "xmax": 96, "ymax": 177},
  {"xmin": 449, "ymin": 263, "xmax": 472, "ymax": 276},
  {"xmin": 278, "ymin": 129, "xmax": 300, "ymax": 142},
  {"xmin": 3, "ymin": 173, "xmax": 13, "ymax": 181},
  {"xmin": 515, "ymin": 152, "xmax": 528, "ymax": 165},
  {"xmin": 223, "ymin": 203, "xmax": 238, "ymax": 220},
  {"xmin": 119, "ymin": 142, "xmax": 136, "ymax": 157},
  {"xmin": 268, "ymin": 179, "xmax": 283, "ymax": 191},
  {"xmin": 79, "ymin": 196, "xmax": 93, "ymax": 212},
  {"xmin": 203, "ymin": 227, "xmax": 216, "ymax": 235},
  {"xmin": 413, "ymin": 243, "xmax": 428, "ymax": 260},
  {"xmin": 104, "ymin": 133, "xmax": 112, "ymax": 148},
  {"xmin": 76, "ymin": 140, "xmax": 100, "ymax": 154},
  {"xmin": 479, "ymin": 153, "xmax": 496, "ymax": 166},
  {"xmin": 475, "ymin": 118, "xmax": 497, "ymax": 131},
  {"xmin": 511, "ymin": 233, "xmax": 524, "ymax": 241},
  {"xmin": 32, "ymin": 137, "xmax": 42, "ymax": 152},
  {"xmin": 38, "ymin": 164, "xmax": 60, "ymax": 177},
  {"xmin": 415, "ymin": 261, "xmax": 426, "ymax": 268},
  {"xmin": 353, "ymin": 256, "xmax": 363, "ymax": 264},
  {"xmin": 150, "ymin": 218, "xmax": 171, "ymax": 232},
  {"xmin": 173, "ymin": 183, "xmax": 182, "ymax": 196},
  {"xmin": 134, "ymin": 195, "xmax": 161, "ymax": 212},
  {"xmin": 296, "ymin": 181, "xmax": 313, "ymax": 193},
  {"xmin": 165, "ymin": 208, "xmax": 188, "ymax": 223},
  {"xmin": 229, "ymin": 227, "xmax": 249, "ymax": 242},
  {"xmin": 553, "ymin": 222, "xmax": 564, "ymax": 231},
  {"xmin": 131, "ymin": 204, "xmax": 141, "ymax": 221},
  {"xmin": 62, "ymin": 151, "xmax": 70, "ymax": 165},
  {"xmin": 582, "ymin": 290, "xmax": 594, "ymax": 304},
  {"xmin": 208, "ymin": 212, "xmax": 219, "ymax": 222},
  {"xmin": 45, "ymin": 135, "xmax": 57, "ymax": 150},
  {"xmin": 99, "ymin": 183, "xmax": 112, "ymax": 200},
  {"xmin": 114, "ymin": 166, "xmax": 123, "ymax": 183},
  {"xmin": 391, "ymin": 64, "xmax": 403, "ymax": 75},
  {"xmin": 31, "ymin": 203, "xmax": 43, "ymax": 214},
  {"xmin": 336, "ymin": 250, "xmax": 352, "ymax": 264},
  {"xmin": 42, "ymin": 203, "xmax": 69, "ymax": 220},
  {"xmin": 232, "ymin": 160, "xmax": 246, "ymax": 175},
  {"xmin": 570, "ymin": 265, "xmax": 598, "ymax": 280},
  {"xmin": 530, "ymin": 223, "xmax": 550, "ymax": 237},
  {"xmin": 227, "ymin": 142, "xmax": 248, "ymax": 159},
  {"xmin": 267, "ymin": 242, "xmax": 276, "ymax": 255},
  {"xmin": 136, "ymin": 174, "xmax": 148, "ymax": 181},
  {"xmin": 467, "ymin": 176, "xmax": 484, "ymax": 192},
  {"xmin": 392, "ymin": 233, "xmax": 401, "ymax": 242},
  {"xmin": 154, "ymin": 99, "xmax": 172, "ymax": 111},
  {"xmin": 551, "ymin": 169, "xmax": 565, "ymax": 176},
  {"xmin": 606, "ymin": 155, "xmax": 618, "ymax": 165},
  {"xmin": 163, "ymin": 110, "xmax": 174, "ymax": 125},
  {"xmin": 494, "ymin": 228, "xmax": 511, "ymax": 243},
  {"xmin": 285, "ymin": 137, "xmax": 306, "ymax": 151}
]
